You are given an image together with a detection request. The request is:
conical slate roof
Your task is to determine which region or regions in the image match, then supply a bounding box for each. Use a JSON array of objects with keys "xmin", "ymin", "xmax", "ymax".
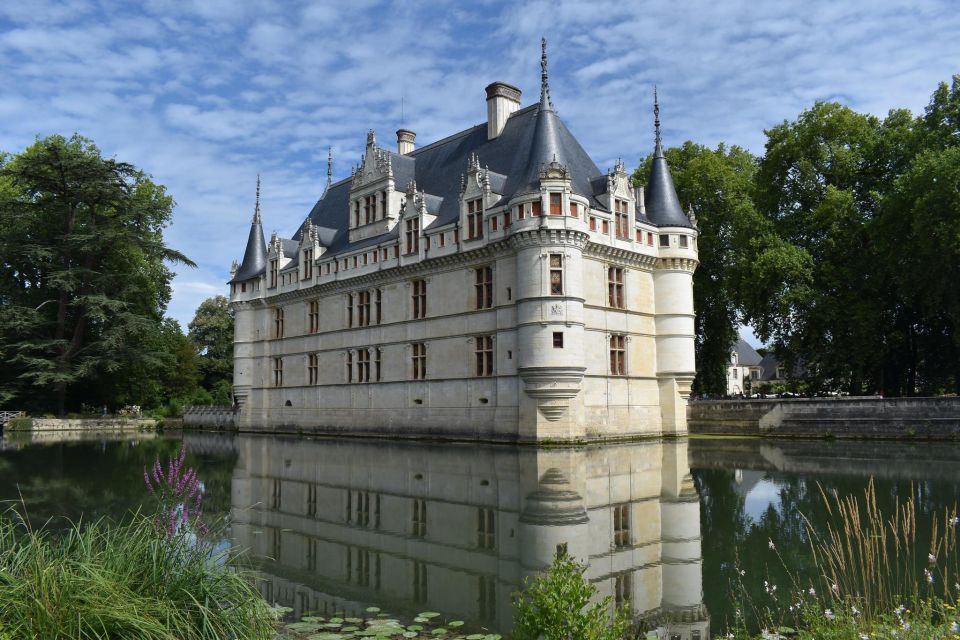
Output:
[
  {"xmin": 645, "ymin": 91, "xmax": 693, "ymax": 228},
  {"xmin": 231, "ymin": 180, "xmax": 267, "ymax": 283}
]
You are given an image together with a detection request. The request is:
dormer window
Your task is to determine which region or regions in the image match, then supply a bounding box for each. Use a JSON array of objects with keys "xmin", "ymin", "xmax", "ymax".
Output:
[
  {"xmin": 302, "ymin": 249, "xmax": 313, "ymax": 280},
  {"xmin": 405, "ymin": 218, "xmax": 419, "ymax": 254},
  {"xmin": 467, "ymin": 199, "xmax": 483, "ymax": 239},
  {"xmin": 614, "ymin": 199, "xmax": 629, "ymax": 239},
  {"xmin": 364, "ymin": 195, "xmax": 376, "ymax": 224},
  {"xmin": 269, "ymin": 259, "xmax": 278, "ymax": 288},
  {"xmin": 549, "ymin": 193, "xmax": 562, "ymax": 215}
]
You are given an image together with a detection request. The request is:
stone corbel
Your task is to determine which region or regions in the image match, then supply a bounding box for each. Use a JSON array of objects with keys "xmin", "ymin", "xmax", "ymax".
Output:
[{"xmin": 518, "ymin": 366, "xmax": 585, "ymax": 421}]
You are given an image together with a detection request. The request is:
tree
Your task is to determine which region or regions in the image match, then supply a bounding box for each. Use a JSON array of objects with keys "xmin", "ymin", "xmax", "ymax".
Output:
[
  {"xmin": 634, "ymin": 143, "xmax": 769, "ymax": 396},
  {"xmin": 0, "ymin": 134, "xmax": 194, "ymax": 414},
  {"xmin": 187, "ymin": 295, "xmax": 234, "ymax": 393}
]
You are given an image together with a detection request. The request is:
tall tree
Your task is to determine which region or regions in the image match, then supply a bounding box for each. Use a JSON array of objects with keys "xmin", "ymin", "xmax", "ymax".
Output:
[
  {"xmin": 0, "ymin": 134, "xmax": 194, "ymax": 414},
  {"xmin": 187, "ymin": 295, "xmax": 234, "ymax": 393}
]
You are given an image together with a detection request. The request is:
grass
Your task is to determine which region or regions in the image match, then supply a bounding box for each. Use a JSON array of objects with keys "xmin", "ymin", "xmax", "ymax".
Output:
[
  {"xmin": 0, "ymin": 510, "xmax": 275, "ymax": 639},
  {"xmin": 725, "ymin": 479, "xmax": 960, "ymax": 638}
]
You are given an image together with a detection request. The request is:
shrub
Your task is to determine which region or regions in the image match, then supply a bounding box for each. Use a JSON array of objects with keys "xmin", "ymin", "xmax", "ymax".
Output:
[
  {"xmin": 511, "ymin": 552, "xmax": 629, "ymax": 640},
  {"xmin": 4, "ymin": 416, "xmax": 32, "ymax": 431},
  {"xmin": 0, "ymin": 511, "xmax": 275, "ymax": 639}
]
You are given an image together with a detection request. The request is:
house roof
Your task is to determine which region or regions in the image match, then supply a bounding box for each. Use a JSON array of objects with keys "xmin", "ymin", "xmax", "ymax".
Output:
[{"xmin": 734, "ymin": 338, "xmax": 762, "ymax": 366}]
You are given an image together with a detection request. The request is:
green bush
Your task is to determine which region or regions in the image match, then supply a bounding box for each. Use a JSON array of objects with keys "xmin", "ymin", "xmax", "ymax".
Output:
[
  {"xmin": 0, "ymin": 511, "xmax": 275, "ymax": 639},
  {"xmin": 511, "ymin": 552, "xmax": 629, "ymax": 640},
  {"xmin": 4, "ymin": 416, "xmax": 32, "ymax": 431}
]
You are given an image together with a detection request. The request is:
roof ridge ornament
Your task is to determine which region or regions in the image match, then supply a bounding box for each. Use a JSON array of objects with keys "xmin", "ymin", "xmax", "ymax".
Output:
[
  {"xmin": 253, "ymin": 173, "xmax": 262, "ymax": 224},
  {"xmin": 540, "ymin": 37, "xmax": 554, "ymax": 111},
  {"xmin": 654, "ymin": 85, "xmax": 663, "ymax": 156},
  {"xmin": 325, "ymin": 146, "xmax": 332, "ymax": 192}
]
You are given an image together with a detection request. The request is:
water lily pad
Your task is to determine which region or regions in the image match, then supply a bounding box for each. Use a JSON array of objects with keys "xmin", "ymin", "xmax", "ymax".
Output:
[
  {"xmin": 366, "ymin": 607, "xmax": 381, "ymax": 613},
  {"xmin": 418, "ymin": 612, "xmax": 441, "ymax": 619},
  {"xmin": 287, "ymin": 621, "xmax": 324, "ymax": 632},
  {"xmin": 431, "ymin": 628, "xmax": 448, "ymax": 635},
  {"xmin": 447, "ymin": 621, "xmax": 464, "ymax": 628},
  {"xmin": 407, "ymin": 625, "xmax": 423, "ymax": 631}
]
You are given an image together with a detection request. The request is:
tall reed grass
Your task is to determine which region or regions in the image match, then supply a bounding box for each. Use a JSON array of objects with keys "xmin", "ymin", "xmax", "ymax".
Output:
[{"xmin": 0, "ymin": 510, "xmax": 275, "ymax": 639}]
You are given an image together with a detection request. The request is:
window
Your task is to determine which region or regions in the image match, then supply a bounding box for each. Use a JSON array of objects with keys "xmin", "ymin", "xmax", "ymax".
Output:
[
  {"xmin": 647, "ymin": 232, "xmax": 654, "ymax": 246},
  {"xmin": 358, "ymin": 290, "xmax": 371, "ymax": 326},
  {"xmin": 380, "ymin": 191, "xmax": 387, "ymax": 220},
  {"xmin": 504, "ymin": 211, "xmax": 511, "ymax": 227},
  {"xmin": 532, "ymin": 200, "xmax": 541, "ymax": 216},
  {"xmin": 601, "ymin": 219, "xmax": 610, "ymax": 234},
  {"xmin": 490, "ymin": 216, "xmax": 498, "ymax": 232},
  {"xmin": 394, "ymin": 245, "xmax": 400, "ymax": 258},
  {"xmin": 412, "ymin": 279, "xmax": 427, "ymax": 319},
  {"xmin": 608, "ymin": 267, "xmax": 625, "ymax": 308},
  {"xmin": 549, "ymin": 192, "xmax": 562, "ymax": 215},
  {"xmin": 382, "ymin": 248, "xmax": 389, "ymax": 261},
  {"xmin": 346, "ymin": 351, "xmax": 353, "ymax": 383},
  {"xmin": 375, "ymin": 288, "xmax": 382, "ymax": 324},
  {"xmin": 375, "ymin": 347, "xmax": 382, "ymax": 382},
  {"xmin": 357, "ymin": 348, "xmax": 370, "ymax": 383},
  {"xmin": 467, "ymin": 198, "xmax": 483, "ymax": 239},
  {"xmin": 412, "ymin": 343, "xmax": 426, "ymax": 379},
  {"xmin": 571, "ymin": 202, "xmax": 579, "ymax": 218},
  {"xmin": 302, "ymin": 248, "xmax": 313, "ymax": 279},
  {"xmin": 478, "ymin": 576, "xmax": 496, "ymax": 619},
  {"xmin": 553, "ymin": 332, "xmax": 563, "ymax": 348},
  {"xmin": 272, "ymin": 357, "xmax": 284, "ymax": 386},
  {"xmin": 346, "ymin": 293, "xmax": 354, "ymax": 327},
  {"xmin": 613, "ymin": 503, "xmax": 630, "ymax": 548},
  {"xmin": 372, "ymin": 250, "xmax": 378, "ymax": 263},
  {"xmin": 610, "ymin": 334, "xmax": 626, "ymax": 375},
  {"xmin": 659, "ymin": 234, "xmax": 670, "ymax": 247},
  {"xmin": 475, "ymin": 335, "xmax": 493, "ymax": 376},
  {"xmin": 478, "ymin": 508, "xmax": 495, "ymax": 550},
  {"xmin": 353, "ymin": 256, "xmax": 358, "ymax": 268},
  {"xmin": 353, "ymin": 200, "xmax": 360, "ymax": 227},
  {"xmin": 614, "ymin": 573, "xmax": 632, "ymax": 610},
  {"xmin": 308, "ymin": 300, "xmax": 320, "ymax": 333},
  {"xmin": 363, "ymin": 253, "xmax": 368, "ymax": 265},
  {"xmin": 308, "ymin": 354, "xmax": 319, "ymax": 385},
  {"xmin": 364, "ymin": 194, "xmax": 375, "ymax": 224},
  {"xmin": 636, "ymin": 229, "xmax": 642, "ymax": 242},
  {"xmin": 413, "ymin": 561, "xmax": 428, "ymax": 603},
  {"xmin": 412, "ymin": 499, "xmax": 427, "ymax": 538},
  {"xmin": 679, "ymin": 234, "xmax": 689, "ymax": 248},
  {"xmin": 589, "ymin": 217, "xmax": 597, "ymax": 231},
  {"xmin": 615, "ymin": 199, "xmax": 629, "ymax": 238},
  {"xmin": 269, "ymin": 259, "xmax": 278, "ymax": 288},
  {"xmin": 549, "ymin": 254, "xmax": 563, "ymax": 295},
  {"xmin": 270, "ymin": 479, "xmax": 281, "ymax": 511},
  {"xmin": 273, "ymin": 307, "xmax": 284, "ymax": 338},
  {"xmin": 405, "ymin": 218, "xmax": 419, "ymax": 254},
  {"xmin": 439, "ymin": 232, "xmax": 446, "ymax": 247},
  {"xmin": 517, "ymin": 203, "xmax": 525, "ymax": 219},
  {"xmin": 475, "ymin": 266, "xmax": 493, "ymax": 309},
  {"xmin": 306, "ymin": 483, "xmax": 317, "ymax": 518}
]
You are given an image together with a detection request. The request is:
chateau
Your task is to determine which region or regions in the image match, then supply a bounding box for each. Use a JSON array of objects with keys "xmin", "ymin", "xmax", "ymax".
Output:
[{"xmin": 229, "ymin": 42, "xmax": 699, "ymax": 442}]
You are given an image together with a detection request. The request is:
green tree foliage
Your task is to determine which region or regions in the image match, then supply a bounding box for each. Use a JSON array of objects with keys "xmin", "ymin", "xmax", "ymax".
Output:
[
  {"xmin": 187, "ymin": 295, "xmax": 234, "ymax": 393},
  {"xmin": 0, "ymin": 134, "xmax": 195, "ymax": 414},
  {"xmin": 511, "ymin": 552, "xmax": 629, "ymax": 640},
  {"xmin": 634, "ymin": 143, "xmax": 770, "ymax": 395}
]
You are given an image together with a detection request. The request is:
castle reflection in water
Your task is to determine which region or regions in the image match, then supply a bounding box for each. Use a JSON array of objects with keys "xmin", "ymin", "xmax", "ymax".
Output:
[{"xmin": 229, "ymin": 436, "xmax": 709, "ymax": 639}]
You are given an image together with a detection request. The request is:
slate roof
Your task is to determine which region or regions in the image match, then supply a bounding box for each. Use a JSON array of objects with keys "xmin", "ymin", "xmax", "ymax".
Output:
[
  {"xmin": 231, "ymin": 214, "xmax": 266, "ymax": 283},
  {"xmin": 645, "ymin": 138, "xmax": 693, "ymax": 228},
  {"xmin": 733, "ymin": 338, "xmax": 762, "ymax": 367},
  {"xmin": 291, "ymin": 101, "xmax": 609, "ymax": 259}
]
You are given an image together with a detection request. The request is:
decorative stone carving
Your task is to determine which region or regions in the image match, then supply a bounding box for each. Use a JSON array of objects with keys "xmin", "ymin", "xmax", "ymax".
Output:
[{"xmin": 519, "ymin": 366, "xmax": 585, "ymax": 421}]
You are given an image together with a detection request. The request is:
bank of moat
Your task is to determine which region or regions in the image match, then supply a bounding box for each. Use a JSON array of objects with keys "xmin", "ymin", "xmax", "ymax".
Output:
[{"xmin": 228, "ymin": 41, "xmax": 699, "ymax": 442}]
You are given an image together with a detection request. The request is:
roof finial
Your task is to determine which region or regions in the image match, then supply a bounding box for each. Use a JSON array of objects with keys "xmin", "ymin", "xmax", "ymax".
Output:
[
  {"xmin": 253, "ymin": 173, "xmax": 261, "ymax": 224},
  {"xmin": 654, "ymin": 85, "xmax": 662, "ymax": 153},
  {"xmin": 326, "ymin": 146, "xmax": 333, "ymax": 183},
  {"xmin": 540, "ymin": 37, "xmax": 553, "ymax": 111}
]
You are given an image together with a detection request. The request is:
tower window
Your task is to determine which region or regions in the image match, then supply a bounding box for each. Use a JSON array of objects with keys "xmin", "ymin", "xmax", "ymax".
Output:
[
  {"xmin": 679, "ymin": 234, "xmax": 689, "ymax": 248},
  {"xmin": 549, "ymin": 254, "xmax": 563, "ymax": 295},
  {"xmin": 601, "ymin": 219, "xmax": 610, "ymax": 234},
  {"xmin": 475, "ymin": 335, "xmax": 494, "ymax": 377},
  {"xmin": 549, "ymin": 192, "xmax": 562, "ymax": 215},
  {"xmin": 589, "ymin": 217, "xmax": 597, "ymax": 231},
  {"xmin": 659, "ymin": 234, "xmax": 670, "ymax": 247},
  {"xmin": 553, "ymin": 332, "xmax": 563, "ymax": 348},
  {"xmin": 531, "ymin": 200, "xmax": 542, "ymax": 216}
]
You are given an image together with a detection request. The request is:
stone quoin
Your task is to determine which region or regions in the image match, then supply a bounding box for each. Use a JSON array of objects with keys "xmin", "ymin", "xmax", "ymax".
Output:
[{"xmin": 228, "ymin": 40, "xmax": 699, "ymax": 442}]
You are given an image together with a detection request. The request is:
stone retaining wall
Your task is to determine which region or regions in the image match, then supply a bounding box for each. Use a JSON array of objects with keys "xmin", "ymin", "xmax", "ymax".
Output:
[
  {"xmin": 182, "ymin": 406, "xmax": 237, "ymax": 429},
  {"xmin": 30, "ymin": 417, "xmax": 157, "ymax": 431},
  {"xmin": 688, "ymin": 396, "xmax": 960, "ymax": 439}
]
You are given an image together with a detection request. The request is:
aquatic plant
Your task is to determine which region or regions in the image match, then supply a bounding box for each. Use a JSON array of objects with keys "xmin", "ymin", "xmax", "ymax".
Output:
[
  {"xmin": 0, "ymin": 511, "xmax": 274, "ymax": 639},
  {"xmin": 144, "ymin": 444, "xmax": 208, "ymax": 537},
  {"xmin": 276, "ymin": 605, "xmax": 500, "ymax": 639},
  {"xmin": 510, "ymin": 551, "xmax": 629, "ymax": 640}
]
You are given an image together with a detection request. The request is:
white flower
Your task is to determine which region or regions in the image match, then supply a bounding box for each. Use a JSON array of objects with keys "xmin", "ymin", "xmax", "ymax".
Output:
[
  {"xmin": 825, "ymin": 608, "xmax": 835, "ymax": 620},
  {"xmin": 950, "ymin": 515, "xmax": 958, "ymax": 527},
  {"xmin": 950, "ymin": 621, "xmax": 959, "ymax": 632},
  {"xmin": 739, "ymin": 569, "xmax": 746, "ymax": 576},
  {"xmin": 768, "ymin": 538, "xmax": 776, "ymax": 550},
  {"xmin": 808, "ymin": 587, "xmax": 817, "ymax": 596},
  {"xmin": 895, "ymin": 604, "xmax": 905, "ymax": 616},
  {"xmin": 924, "ymin": 568, "xmax": 934, "ymax": 584},
  {"xmin": 851, "ymin": 605, "xmax": 859, "ymax": 616},
  {"xmin": 928, "ymin": 553, "xmax": 936, "ymax": 563},
  {"xmin": 831, "ymin": 583, "xmax": 839, "ymax": 594}
]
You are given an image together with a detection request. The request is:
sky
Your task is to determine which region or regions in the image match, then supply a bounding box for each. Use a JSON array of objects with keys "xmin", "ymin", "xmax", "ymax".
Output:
[{"xmin": 2, "ymin": 0, "xmax": 959, "ymax": 345}]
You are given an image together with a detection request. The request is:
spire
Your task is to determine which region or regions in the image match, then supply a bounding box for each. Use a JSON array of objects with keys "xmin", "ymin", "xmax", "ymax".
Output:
[
  {"xmin": 324, "ymin": 147, "xmax": 333, "ymax": 192},
  {"xmin": 654, "ymin": 85, "xmax": 663, "ymax": 156},
  {"xmin": 645, "ymin": 89, "xmax": 692, "ymax": 228},
  {"xmin": 539, "ymin": 37, "xmax": 554, "ymax": 111},
  {"xmin": 232, "ymin": 174, "xmax": 268, "ymax": 282},
  {"xmin": 253, "ymin": 173, "xmax": 261, "ymax": 224}
]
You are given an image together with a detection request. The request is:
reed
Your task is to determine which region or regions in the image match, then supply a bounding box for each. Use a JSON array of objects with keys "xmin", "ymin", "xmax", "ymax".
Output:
[{"xmin": 0, "ymin": 510, "xmax": 275, "ymax": 639}]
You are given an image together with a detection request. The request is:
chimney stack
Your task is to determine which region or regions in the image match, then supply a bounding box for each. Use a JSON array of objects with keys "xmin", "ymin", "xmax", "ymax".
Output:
[
  {"xmin": 397, "ymin": 128, "xmax": 416, "ymax": 155},
  {"xmin": 485, "ymin": 81, "xmax": 521, "ymax": 140},
  {"xmin": 635, "ymin": 185, "xmax": 646, "ymax": 216}
]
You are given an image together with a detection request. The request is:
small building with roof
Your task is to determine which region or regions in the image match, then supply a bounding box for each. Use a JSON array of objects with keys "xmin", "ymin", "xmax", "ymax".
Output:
[
  {"xmin": 727, "ymin": 338, "xmax": 762, "ymax": 396},
  {"xmin": 228, "ymin": 41, "xmax": 699, "ymax": 442}
]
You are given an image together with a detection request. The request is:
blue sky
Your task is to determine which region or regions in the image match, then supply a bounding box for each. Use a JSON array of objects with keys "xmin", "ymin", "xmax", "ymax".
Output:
[{"xmin": 2, "ymin": 1, "xmax": 959, "ymax": 344}]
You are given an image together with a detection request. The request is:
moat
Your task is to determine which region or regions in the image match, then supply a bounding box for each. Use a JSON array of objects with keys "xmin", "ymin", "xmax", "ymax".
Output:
[{"xmin": 2, "ymin": 431, "xmax": 959, "ymax": 637}]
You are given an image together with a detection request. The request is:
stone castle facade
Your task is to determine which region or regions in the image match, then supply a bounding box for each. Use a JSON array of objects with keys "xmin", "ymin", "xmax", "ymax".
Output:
[{"xmin": 229, "ymin": 42, "xmax": 699, "ymax": 442}]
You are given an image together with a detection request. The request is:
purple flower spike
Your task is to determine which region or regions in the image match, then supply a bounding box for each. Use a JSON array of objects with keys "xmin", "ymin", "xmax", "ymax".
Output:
[{"xmin": 143, "ymin": 467, "xmax": 154, "ymax": 493}]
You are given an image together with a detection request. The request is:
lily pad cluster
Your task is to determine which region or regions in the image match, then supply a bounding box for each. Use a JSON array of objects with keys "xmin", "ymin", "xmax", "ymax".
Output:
[{"xmin": 278, "ymin": 605, "xmax": 501, "ymax": 640}]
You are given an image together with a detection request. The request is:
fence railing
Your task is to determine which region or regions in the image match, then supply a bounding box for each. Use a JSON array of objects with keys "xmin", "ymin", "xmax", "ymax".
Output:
[{"xmin": 0, "ymin": 411, "xmax": 25, "ymax": 426}]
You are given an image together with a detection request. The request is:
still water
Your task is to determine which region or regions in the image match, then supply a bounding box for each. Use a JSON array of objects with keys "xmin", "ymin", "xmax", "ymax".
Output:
[{"xmin": 1, "ymin": 431, "xmax": 959, "ymax": 638}]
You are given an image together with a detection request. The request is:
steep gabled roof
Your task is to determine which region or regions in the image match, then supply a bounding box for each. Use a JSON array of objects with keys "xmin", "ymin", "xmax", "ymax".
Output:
[{"xmin": 733, "ymin": 338, "xmax": 762, "ymax": 367}]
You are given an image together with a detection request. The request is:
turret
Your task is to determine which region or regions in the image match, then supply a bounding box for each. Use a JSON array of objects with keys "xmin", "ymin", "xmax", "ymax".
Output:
[{"xmin": 231, "ymin": 175, "xmax": 268, "ymax": 286}]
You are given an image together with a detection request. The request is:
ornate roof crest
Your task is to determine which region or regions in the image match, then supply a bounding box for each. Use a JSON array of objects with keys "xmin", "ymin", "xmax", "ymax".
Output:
[{"xmin": 539, "ymin": 154, "xmax": 569, "ymax": 180}]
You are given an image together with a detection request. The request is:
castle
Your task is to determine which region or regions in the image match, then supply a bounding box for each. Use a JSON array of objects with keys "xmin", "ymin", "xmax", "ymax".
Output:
[{"xmin": 229, "ymin": 41, "xmax": 699, "ymax": 442}]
